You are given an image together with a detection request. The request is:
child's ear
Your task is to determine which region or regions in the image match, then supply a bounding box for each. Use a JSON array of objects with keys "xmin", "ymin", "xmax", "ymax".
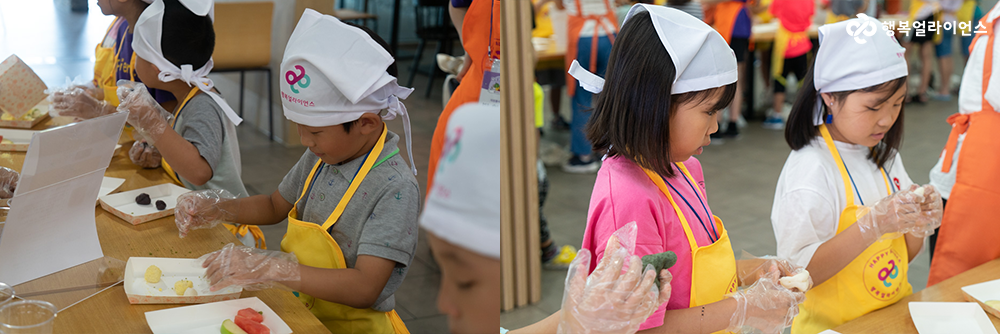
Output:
[
  {"xmin": 357, "ymin": 113, "xmax": 383, "ymax": 135},
  {"xmin": 820, "ymin": 93, "xmax": 835, "ymax": 109}
]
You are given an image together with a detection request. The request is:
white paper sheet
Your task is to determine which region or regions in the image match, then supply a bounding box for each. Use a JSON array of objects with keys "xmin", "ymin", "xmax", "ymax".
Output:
[
  {"xmin": 0, "ymin": 112, "xmax": 128, "ymax": 286},
  {"xmin": 909, "ymin": 302, "xmax": 998, "ymax": 334}
]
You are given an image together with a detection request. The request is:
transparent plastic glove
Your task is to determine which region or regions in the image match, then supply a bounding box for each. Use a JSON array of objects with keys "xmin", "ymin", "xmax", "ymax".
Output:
[
  {"xmin": 0, "ymin": 167, "xmax": 19, "ymax": 198},
  {"xmin": 908, "ymin": 185, "xmax": 944, "ymax": 238},
  {"xmin": 128, "ymin": 140, "xmax": 162, "ymax": 168},
  {"xmin": 727, "ymin": 277, "xmax": 805, "ymax": 334},
  {"xmin": 737, "ymin": 251, "xmax": 812, "ymax": 292},
  {"xmin": 557, "ymin": 222, "xmax": 673, "ymax": 334},
  {"xmin": 199, "ymin": 243, "xmax": 300, "ymax": 291},
  {"xmin": 117, "ymin": 80, "xmax": 172, "ymax": 145},
  {"xmin": 175, "ymin": 189, "xmax": 239, "ymax": 238},
  {"xmin": 49, "ymin": 86, "xmax": 115, "ymax": 119},
  {"xmin": 855, "ymin": 188, "xmax": 923, "ymax": 243}
]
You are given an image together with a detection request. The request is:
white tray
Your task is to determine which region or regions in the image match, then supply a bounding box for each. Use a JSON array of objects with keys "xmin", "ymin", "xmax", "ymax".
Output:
[
  {"xmin": 909, "ymin": 302, "xmax": 998, "ymax": 334},
  {"xmin": 97, "ymin": 177, "xmax": 125, "ymax": 204},
  {"xmin": 144, "ymin": 297, "xmax": 291, "ymax": 334},
  {"xmin": 962, "ymin": 278, "xmax": 1000, "ymax": 319},
  {"xmin": 98, "ymin": 183, "xmax": 189, "ymax": 225},
  {"xmin": 0, "ymin": 128, "xmax": 37, "ymax": 151},
  {"xmin": 124, "ymin": 257, "xmax": 242, "ymax": 305}
]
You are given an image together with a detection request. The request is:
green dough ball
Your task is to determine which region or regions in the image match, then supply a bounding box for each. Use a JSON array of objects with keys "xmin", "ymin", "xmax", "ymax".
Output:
[{"xmin": 641, "ymin": 251, "xmax": 677, "ymax": 289}]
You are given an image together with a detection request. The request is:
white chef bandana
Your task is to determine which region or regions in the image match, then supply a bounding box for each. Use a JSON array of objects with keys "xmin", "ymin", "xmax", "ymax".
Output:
[
  {"xmin": 419, "ymin": 103, "xmax": 500, "ymax": 259},
  {"xmin": 813, "ymin": 14, "xmax": 908, "ymax": 125},
  {"xmin": 568, "ymin": 4, "xmax": 738, "ymax": 94},
  {"xmin": 280, "ymin": 9, "xmax": 417, "ymax": 175},
  {"xmin": 131, "ymin": 0, "xmax": 242, "ymax": 126}
]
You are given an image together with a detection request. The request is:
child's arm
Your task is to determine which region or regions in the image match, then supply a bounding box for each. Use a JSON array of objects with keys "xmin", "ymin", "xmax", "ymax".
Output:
[
  {"xmin": 282, "ymin": 256, "xmax": 397, "ymax": 309},
  {"xmin": 904, "ymin": 233, "xmax": 924, "ymax": 262},
  {"xmin": 641, "ymin": 299, "xmax": 738, "ymax": 334},
  {"xmin": 155, "ymin": 128, "xmax": 213, "ymax": 185},
  {"xmin": 176, "ymin": 190, "xmax": 293, "ymax": 237}
]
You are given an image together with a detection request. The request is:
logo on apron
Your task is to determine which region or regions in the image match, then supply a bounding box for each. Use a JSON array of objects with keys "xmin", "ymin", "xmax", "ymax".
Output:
[{"xmin": 862, "ymin": 247, "xmax": 905, "ymax": 300}]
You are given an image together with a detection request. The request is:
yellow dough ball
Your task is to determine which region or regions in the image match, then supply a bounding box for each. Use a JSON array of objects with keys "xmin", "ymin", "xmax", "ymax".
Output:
[
  {"xmin": 174, "ymin": 279, "xmax": 194, "ymax": 296},
  {"xmin": 144, "ymin": 265, "xmax": 162, "ymax": 283}
]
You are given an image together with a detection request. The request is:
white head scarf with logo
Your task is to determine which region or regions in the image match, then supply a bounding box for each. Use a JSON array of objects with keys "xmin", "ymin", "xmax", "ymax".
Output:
[
  {"xmin": 280, "ymin": 9, "xmax": 416, "ymax": 175},
  {"xmin": 568, "ymin": 4, "xmax": 738, "ymax": 95},
  {"xmin": 131, "ymin": 0, "xmax": 243, "ymax": 126},
  {"xmin": 813, "ymin": 14, "xmax": 908, "ymax": 125},
  {"xmin": 419, "ymin": 103, "xmax": 500, "ymax": 259}
]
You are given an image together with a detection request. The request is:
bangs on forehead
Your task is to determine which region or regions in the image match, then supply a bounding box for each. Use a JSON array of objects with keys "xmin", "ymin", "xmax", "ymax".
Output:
[{"xmin": 674, "ymin": 83, "xmax": 737, "ymax": 111}]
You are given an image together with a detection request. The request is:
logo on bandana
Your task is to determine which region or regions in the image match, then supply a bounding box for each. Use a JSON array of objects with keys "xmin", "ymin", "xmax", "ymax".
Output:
[
  {"xmin": 863, "ymin": 246, "xmax": 906, "ymax": 301},
  {"xmin": 846, "ymin": 14, "xmax": 878, "ymax": 44},
  {"xmin": 437, "ymin": 127, "xmax": 463, "ymax": 173},
  {"xmin": 285, "ymin": 65, "xmax": 311, "ymax": 94}
]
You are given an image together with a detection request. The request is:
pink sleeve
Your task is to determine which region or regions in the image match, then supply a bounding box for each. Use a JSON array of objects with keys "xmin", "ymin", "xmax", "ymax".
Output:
[{"xmin": 682, "ymin": 158, "xmax": 709, "ymax": 200}]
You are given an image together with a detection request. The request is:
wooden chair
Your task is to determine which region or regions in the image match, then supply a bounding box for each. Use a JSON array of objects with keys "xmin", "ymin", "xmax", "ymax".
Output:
[{"xmin": 213, "ymin": 2, "xmax": 275, "ymax": 141}]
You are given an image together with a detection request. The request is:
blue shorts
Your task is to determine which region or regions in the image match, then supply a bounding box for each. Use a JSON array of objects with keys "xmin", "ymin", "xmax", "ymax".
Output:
[{"xmin": 936, "ymin": 31, "xmax": 954, "ymax": 57}]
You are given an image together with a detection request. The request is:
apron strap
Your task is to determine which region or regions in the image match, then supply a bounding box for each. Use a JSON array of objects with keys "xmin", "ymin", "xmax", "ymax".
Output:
[
  {"xmin": 819, "ymin": 124, "xmax": 856, "ymax": 207},
  {"xmin": 643, "ymin": 167, "xmax": 700, "ymax": 254},
  {"xmin": 161, "ymin": 87, "xmax": 203, "ymax": 186},
  {"xmin": 321, "ymin": 124, "xmax": 388, "ymax": 231}
]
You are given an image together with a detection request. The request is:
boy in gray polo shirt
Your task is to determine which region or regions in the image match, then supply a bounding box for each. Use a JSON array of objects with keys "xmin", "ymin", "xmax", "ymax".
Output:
[{"xmin": 174, "ymin": 11, "xmax": 419, "ymax": 333}]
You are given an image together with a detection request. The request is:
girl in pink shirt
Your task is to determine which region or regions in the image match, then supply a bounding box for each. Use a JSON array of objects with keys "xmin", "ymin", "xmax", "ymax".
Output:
[{"xmin": 569, "ymin": 4, "xmax": 806, "ymax": 333}]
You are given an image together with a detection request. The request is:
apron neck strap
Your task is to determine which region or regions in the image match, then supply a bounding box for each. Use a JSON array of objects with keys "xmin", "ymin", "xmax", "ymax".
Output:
[
  {"xmin": 321, "ymin": 124, "xmax": 387, "ymax": 230},
  {"xmin": 169, "ymin": 87, "xmax": 201, "ymax": 128},
  {"xmin": 819, "ymin": 124, "xmax": 857, "ymax": 207},
  {"xmin": 643, "ymin": 165, "xmax": 700, "ymax": 253}
]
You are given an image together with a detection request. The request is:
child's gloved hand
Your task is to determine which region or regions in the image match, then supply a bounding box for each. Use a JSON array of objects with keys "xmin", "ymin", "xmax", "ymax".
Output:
[
  {"xmin": 909, "ymin": 185, "xmax": 944, "ymax": 238},
  {"xmin": 557, "ymin": 223, "xmax": 672, "ymax": 334},
  {"xmin": 175, "ymin": 189, "xmax": 239, "ymax": 238},
  {"xmin": 0, "ymin": 167, "xmax": 19, "ymax": 198},
  {"xmin": 199, "ymin": 243, "xmax": 301, "ymax": 292},
  {"xmin": 128, "ymin": 141, "xmax": 162, "ymax": 169},
  {"xmin": 737, "ymin": 252, "xmax": 810, "ymax": 291},
  {"xmin": 117, "ymin": 80, "xmax": 172, "ymax": 145},
  {"xmin": 727, "ymin": 276, "xmax": 805, "ymax": 334},
  {"xmin": 855, "ymin": 188, "xmax": 923, "ymax": 243},
  {"xmin": 49, "ymin": 86, "xmax": 114, "ymax": 120}
]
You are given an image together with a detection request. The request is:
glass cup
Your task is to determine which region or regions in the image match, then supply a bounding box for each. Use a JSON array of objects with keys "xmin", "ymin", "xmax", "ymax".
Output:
[
  {"xmin": 0, "ymin": 283, "xmax": 12, "ymax": 307},
  {"xmin": 0, "ymin": 300, "xmax": 56, "ymax": 334}
]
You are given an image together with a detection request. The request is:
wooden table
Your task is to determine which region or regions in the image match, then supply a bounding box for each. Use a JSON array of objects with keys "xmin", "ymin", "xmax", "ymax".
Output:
[
  {"xmin": 834, "ymin": 259, "xmax": 1000, "ymax": 333},
  {"xmin": 1, "ymin": 120, "xmax": 329, "ymax": 333}
]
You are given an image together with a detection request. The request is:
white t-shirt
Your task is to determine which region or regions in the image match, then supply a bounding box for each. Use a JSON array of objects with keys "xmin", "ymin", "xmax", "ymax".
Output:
[{"xmin": 771, "ymin": 136, "xmax": 914, "ymax": 268}]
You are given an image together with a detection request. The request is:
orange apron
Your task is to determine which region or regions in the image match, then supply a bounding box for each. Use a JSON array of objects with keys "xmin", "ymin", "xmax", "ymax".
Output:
[
  {"xmin": 927, "ymin": 14, "xmax": 1000, "ymax": 286},
  {"xmin": 564, "ymin": 0, "xmax": 618, "ymax": 97},
  {"xmin": 792, "ymin": 125, "xmax": 912, "ymax": 334},
  {"xmin": 644, "ymin": 163, "xmax": 738, "ymax": 334},
  {"xmin": 281, "ymin": 124, "xmax": 409, "ymax": 334},
  {"xmin": 163, "ymin": 88, "xmax": 266, "ymax": 249},
  {"xmin": 713, "ymin": 1, "xmax": 752, "ymax": 46},
  {"xmin": 427, "ymin": 0, "xmax": 501, "ymax": 194}
]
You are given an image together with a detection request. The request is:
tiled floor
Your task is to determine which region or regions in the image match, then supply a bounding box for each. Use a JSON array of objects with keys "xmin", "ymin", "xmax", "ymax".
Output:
[
  {"xmin": 2, "ymin": 1, "xmax": 450, "ymax": 332},
  {"xmin": 504, "ymin": 65, "xmax": 962, "ymax": 330}
]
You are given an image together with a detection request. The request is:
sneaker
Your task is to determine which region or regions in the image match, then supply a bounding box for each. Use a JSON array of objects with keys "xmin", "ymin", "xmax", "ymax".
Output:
[
  {"xmin": 929, "ymin": 92, "xmax": 952, "ymax": 101},
  {"xmin": 762, "ymin": 115, "xmax": 785, "ymax": 130},
  {"xmin": 563, "ymin": 155, "xmax": 600, "ymax": 174},
  {"xmin": 552, "ymin": 115, "xmax": 571, "ymax": 131},
  {"xmin": 543, "ymin": 245, "xmax": 578, "ymax": 270},
  {"xmin": 722, "ymin": 121, "xmax": 740, "ymax": 138}
]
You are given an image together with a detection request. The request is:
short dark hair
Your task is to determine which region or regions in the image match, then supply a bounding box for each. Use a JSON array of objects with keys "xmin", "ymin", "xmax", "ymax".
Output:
[
  {"xmin": 160, "ymin": 0, "xmax": 215, "ymax": 69},
  {"xmin": 585, "ymin": 11, "xmax": 736, "ymax": 178},
  {"xmin": 785, "ymin": 62, "xmax": 907, "ymax": 169}
]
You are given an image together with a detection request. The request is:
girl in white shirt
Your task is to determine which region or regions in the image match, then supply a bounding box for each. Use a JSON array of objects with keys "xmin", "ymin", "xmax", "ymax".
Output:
[{"xmin": 770, "ymin": 16, "xmax": 944, "ymax": 334}]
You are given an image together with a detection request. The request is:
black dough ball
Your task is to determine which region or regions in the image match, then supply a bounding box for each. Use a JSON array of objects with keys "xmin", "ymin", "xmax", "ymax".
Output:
[
  {"xmin": 135, "ymin": 193, "xmax": 151, "ymax": 205},
  {"xmin": 155, "ymin": 200, "xmax": 166, "ymax": 211}
]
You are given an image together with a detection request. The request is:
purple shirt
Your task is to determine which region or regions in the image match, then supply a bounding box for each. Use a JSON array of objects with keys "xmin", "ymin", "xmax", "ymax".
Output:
[{"xmin": 113, "ymin": 20, "xmax": 176, "ymax": 104}]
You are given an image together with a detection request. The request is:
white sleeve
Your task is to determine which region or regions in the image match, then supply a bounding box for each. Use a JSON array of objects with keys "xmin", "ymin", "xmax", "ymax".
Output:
[{"xmin": 772, "ymin": 188, "xmax": 840, "ymax": 268}]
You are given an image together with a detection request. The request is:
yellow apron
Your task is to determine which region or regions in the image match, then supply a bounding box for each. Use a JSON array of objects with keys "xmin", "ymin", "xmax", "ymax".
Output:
[
  {"xmin": 280, "ymin": 124, "xmax": 409, "ymax": 334},
  {"xmin": 771, "ymin": 24, "xmax": 809, "ymax": 87},
  {"xmin": 94, "ymin": 18, "xmax": 136, "ymax": 107},
  {"xmin": 644, "ymin": 163, "xmax": 738, "ymax": 333},
  {"xmin": 909, "ymin": 0, "xmax": 944, "ymax": 45},
  {"xmin": 162, "ymin": 88, "xmax": 266, "ymax": 249},
  {"xmin": 792, "ymin": 125, "xmax": 912, "ymax": 334}
]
